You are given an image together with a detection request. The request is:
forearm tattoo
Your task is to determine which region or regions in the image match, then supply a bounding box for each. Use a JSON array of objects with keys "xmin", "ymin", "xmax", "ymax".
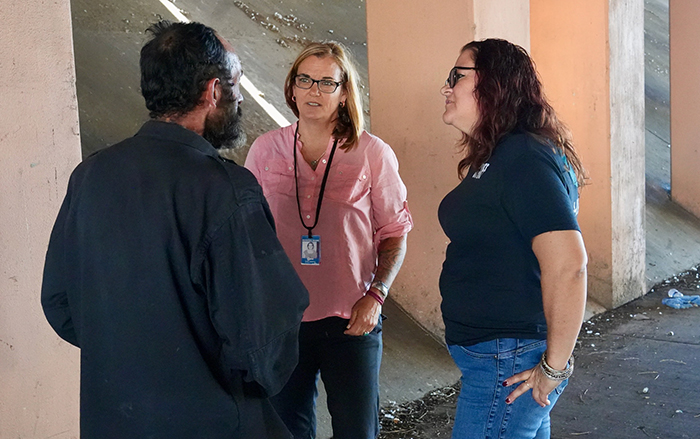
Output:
[{"xmin": 374, "ymin": 235, "xmax": 407, "ymax": 288}]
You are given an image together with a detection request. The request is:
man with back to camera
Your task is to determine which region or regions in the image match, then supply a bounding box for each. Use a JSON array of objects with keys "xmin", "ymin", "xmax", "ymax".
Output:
[{"xmin": 41, "ymin": 21, "xmax": 308, "ymax": 438}]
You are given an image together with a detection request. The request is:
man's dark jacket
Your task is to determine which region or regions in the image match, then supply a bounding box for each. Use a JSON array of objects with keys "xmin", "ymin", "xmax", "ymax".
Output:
[{"xmin": 41, "ymin": 121, "xmax": 309, "ymax": 438}]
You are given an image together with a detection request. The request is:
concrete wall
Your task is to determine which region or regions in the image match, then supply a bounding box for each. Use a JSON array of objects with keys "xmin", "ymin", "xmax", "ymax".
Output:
[
  {"xmin": 669, "ymin": 0, "xmax": 700, "ymax": 219},
  {"xmin": 366, "ymin": 0, "xmax": 473, "ymax": 336},
  {"xmin": 531, "ymin": 0, "xmax": 645, "ymax": 309},
  {"xmin": 474, "ymin": 0, "xmax": 530, "ymax": 50},
  {"xmin": 366, "ymin": 0, "xmax": 529, "ymax": 336},
  {"xmin": 531, "ymin": 0, "xmax": 612, "ymax": 307},
  {"xmin": 0, "ymin": 0, "xmax": 82, "ymax": 437}
]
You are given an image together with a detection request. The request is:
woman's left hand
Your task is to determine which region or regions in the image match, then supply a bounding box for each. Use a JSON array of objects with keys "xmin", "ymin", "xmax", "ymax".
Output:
[
  {"xmin": 503, "ymin": 365, "xmax": 560, "ymax": 407},
  {"xmin": 344, "ymin": 295, "xmax": 381, "ymax": 336}
]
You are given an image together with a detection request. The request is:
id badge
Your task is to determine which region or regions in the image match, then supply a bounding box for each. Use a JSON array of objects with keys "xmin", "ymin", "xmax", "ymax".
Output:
[{"xmin": 301, "ymin": 235, "xmax": 321, "ymax": 265}]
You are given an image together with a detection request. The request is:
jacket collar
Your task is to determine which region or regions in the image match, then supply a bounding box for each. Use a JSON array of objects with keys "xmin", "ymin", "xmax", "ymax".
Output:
[{"xmin": 136, "ymin": 120, "xmax": 219, "ymax": 159}]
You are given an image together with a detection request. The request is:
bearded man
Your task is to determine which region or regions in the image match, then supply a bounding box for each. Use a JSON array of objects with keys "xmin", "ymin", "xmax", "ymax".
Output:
[{"xmin": 41, "ymin": 21, "xmax": 308, "ymax": 439}]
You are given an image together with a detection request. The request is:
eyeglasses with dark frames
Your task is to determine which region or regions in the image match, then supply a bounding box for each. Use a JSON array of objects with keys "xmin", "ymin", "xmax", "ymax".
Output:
[
  {"xmin": 294, "ymin": 75, "xmax": 343, "ymax": 94},
  {"xmin": 445, "ymin": 66, "xmax": 477, "ymax": 88}
]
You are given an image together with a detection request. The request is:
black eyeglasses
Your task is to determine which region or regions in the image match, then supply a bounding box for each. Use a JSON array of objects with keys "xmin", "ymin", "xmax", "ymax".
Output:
[
  {"xmin": 294, "ymin": 75, "xmax": 343, "ymax": 93},
  {"xmin": 445, "ymin": 66, "xmax": 477, "ymax": 88}
]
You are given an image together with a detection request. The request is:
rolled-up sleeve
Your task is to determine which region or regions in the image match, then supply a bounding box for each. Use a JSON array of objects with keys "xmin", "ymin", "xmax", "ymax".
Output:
[{"xmin": 369, "ymin": 140, "xmax": 413, "ymax": 244}]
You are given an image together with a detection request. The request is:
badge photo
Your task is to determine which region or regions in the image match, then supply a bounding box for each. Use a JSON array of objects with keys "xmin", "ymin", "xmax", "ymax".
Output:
[{"xmin": 301, "ymin": 235, "xmax": 320, "ymax": 265}]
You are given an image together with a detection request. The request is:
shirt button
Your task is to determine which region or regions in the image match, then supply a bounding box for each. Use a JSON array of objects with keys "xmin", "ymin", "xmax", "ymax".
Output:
[
  {"xmin": 311, "ymin": 177, "xmax": 316, "ymax": 180},
  {"xmin": 322, "ymin": 159, "xmax": 327, "ymax": 164},
  {"xmin": 306, "ymin": 215, "xmax": 311, "ymax": 219},
  {"xmin": 362, "ymin": 175, "xmax": 367, "ymax": 180},
  {"xmin": 264, "ymin": 166, "xmax": 269, "ymax": 171},
  {"xmin": 288, "ymin": 166, "xmax": 292, "ymax": 171},
  {"xmin": 307, "ymin": 195, "xmax": 311, "ymax": 198}
]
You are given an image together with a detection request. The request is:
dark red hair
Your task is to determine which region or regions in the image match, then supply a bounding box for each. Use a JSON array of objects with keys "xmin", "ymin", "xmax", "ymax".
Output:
[{"xmin": 456, "ymin": 39, "xmax": 586, "ymax": 186}]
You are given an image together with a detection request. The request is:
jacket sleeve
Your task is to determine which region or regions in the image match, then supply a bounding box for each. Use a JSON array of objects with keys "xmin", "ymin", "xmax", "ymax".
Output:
[
  {"xmin": 41, "ymin": 186, "xmax": 79, "ymax": 347},
  {"xmin": 200, "ymin": 191, "xmax": 309, "ymax": 397}
]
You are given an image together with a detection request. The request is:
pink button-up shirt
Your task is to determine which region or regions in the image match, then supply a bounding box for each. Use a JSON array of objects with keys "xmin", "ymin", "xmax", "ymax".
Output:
[{"xmin": 245, "ymin": 123, "xmax": 413, "ymax": 321}]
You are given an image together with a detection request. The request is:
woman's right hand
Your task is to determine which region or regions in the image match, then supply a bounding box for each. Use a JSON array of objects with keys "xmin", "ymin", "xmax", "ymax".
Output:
[
  {"xmin": 503, "ymin": 365, "xmax": 561, "ymax": 407},
  {"xmin": 344, "ymin": 295, "xmax": 381, "ymax": 336}
]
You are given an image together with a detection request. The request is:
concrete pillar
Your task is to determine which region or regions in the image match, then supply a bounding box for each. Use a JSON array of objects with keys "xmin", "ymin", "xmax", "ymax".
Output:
[
  {"xmin": 0, "ymin": 0, "xmax": 82, "ymax": 436},
  {"xmin": 366, "ymin": 0, "xmax": 530, "ymax": 336},
  {"xmin": 531, "ymin": 0, "xmax": 646, "ymax": 308},
  {"xmin": 473, "ymin": 0, "xmax": 530, "ymax": 50},
  {"xmin": 669, "ymin": 0, "xmax": 700, "ymax": 219}
]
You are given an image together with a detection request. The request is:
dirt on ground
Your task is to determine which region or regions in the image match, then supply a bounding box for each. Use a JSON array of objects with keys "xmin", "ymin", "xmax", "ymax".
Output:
[{"xmin": 378, "ymin": 383, "xmax": 459, "ymax": 439}]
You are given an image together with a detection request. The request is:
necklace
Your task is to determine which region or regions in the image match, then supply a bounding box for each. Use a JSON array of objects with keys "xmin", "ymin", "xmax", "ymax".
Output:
[
  {"xmin": 309, "ymin": 151, "xmax": 326, "ymax": 169},
  {"xmin": 297, "ymin": 130, "xmax": 328, "ymax": 170}
]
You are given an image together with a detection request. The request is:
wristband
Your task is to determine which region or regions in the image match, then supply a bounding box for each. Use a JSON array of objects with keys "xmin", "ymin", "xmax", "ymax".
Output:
[{"xmin": 365, "ymin": 289, "xmax": 385, "ymax": 305}]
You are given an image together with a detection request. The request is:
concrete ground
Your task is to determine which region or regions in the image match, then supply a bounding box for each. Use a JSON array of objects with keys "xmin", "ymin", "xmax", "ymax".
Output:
[
  {"xmin": 550, "ymin": 271, "xmax": 700, "ymax": 439},
  {"xmin": 370, "ymin": 269, "xmax": 700, "ymax": 439}
]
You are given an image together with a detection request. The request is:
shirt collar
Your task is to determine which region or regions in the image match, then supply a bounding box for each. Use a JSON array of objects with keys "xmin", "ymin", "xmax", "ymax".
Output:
[
  {"xmin": 136, "ymin": 120, "xmax": 219, "ymax": 159},
  {"xmin": 291, "ymin": 121, "xmax": 348, "ymax": 149}
]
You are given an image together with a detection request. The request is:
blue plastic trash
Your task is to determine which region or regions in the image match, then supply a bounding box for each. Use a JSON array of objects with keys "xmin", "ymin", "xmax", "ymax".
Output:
[{"xmin": 662, "ymin": 289, "xmax": 700, "ymax": 309}]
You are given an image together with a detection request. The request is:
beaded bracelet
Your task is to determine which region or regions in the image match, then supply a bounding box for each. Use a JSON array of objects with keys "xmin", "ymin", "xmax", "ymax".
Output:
[{"xmin": 539, "ymin": 352, "xmax": 574, "ymax": 381}]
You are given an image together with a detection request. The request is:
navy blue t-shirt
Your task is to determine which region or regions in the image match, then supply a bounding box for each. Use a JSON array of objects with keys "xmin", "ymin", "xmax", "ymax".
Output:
[{"xmin": 438, "ymin": 132, "xmax": 580, "ymax": 346}]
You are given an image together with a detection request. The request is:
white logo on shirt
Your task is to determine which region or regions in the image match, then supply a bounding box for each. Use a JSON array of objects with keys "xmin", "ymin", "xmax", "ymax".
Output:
[{"xmin": 472, "ymin": 163, "xmax": 490, "ymax": 179}]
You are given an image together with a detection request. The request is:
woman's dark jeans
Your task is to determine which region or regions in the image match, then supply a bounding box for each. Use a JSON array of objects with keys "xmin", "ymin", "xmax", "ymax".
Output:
[{"xmin": 271, "ymin": 316, "xmax": 382, "ymax": 439}]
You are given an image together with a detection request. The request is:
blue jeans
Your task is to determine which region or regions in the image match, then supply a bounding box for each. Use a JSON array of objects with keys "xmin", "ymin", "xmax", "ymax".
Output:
[
  {"xmin": 271, "ymin": 317, "xmax": 382, "ymax": 439},
  {"xmin": 448, "ymin": 339, "xmax": 568, "ymax": 439}
]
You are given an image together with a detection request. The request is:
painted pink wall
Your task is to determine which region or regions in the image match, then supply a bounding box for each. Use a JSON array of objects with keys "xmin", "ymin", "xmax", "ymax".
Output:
[
  {"xmin": 531, "ymin": 0, "xmax": 614, "ymax": 307},
  {"xmin": 366, "ymin": 0, "xmax": 531, "ymax": 336},
  {"xmin": 366, "ymin": 0, "xmax": 475, "ymax": 336},
  {"xmin": 0, "ymin": 0, "xmax": 82, "ymax": 436},
  {"xmin": 670, "ymin": 0, "xmax": 700, "ymax": 218}
]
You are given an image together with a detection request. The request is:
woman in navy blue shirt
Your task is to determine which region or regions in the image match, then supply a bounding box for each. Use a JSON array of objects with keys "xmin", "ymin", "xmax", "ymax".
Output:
[{"xmin": 438, "ymin": 38, "xmax": 588, "ymax": 438}]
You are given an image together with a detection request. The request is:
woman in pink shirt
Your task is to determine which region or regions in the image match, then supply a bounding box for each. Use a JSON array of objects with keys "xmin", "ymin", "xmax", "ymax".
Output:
[{"xmin": 245, "ymin": 41, "xmax": 413, "ymax": 439}]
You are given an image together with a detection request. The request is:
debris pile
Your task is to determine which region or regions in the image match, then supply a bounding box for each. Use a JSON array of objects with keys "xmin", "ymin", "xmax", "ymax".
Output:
[{"xmin": 378, "ymin": 384, "xmax": 459, "ymax": 438}]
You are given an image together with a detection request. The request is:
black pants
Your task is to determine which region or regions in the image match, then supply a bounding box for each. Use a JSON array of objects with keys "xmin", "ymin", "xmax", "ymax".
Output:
[{"xmin": 271, "ymin": 316, "xmax": 382, "ymax": 439}]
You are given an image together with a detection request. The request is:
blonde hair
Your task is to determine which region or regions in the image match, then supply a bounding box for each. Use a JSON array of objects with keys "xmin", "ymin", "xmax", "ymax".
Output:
[{"xmin": 284, "ymin": 41, "xmax": 364, "ymax": 150}]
